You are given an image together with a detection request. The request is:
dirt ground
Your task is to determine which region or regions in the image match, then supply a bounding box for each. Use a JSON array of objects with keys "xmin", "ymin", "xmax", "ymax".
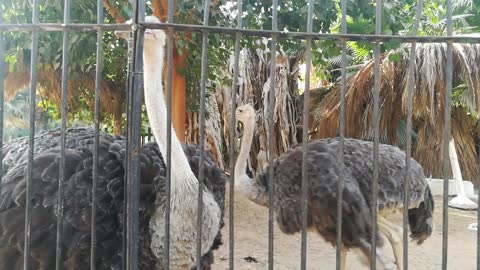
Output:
[{"xmin": 212, "ymin": 183, "xmax": 478, "ymax": 270}]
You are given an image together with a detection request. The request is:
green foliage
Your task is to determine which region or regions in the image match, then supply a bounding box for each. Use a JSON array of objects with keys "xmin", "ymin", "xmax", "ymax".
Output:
[
  {"xmin": 4, "ymin": 0, "xmax": 480, "ymax": 134},
  {"xmin": 3, "ymin": 0, "xmax": 129, "ymax": 132},
  {"xmin": 324, "ymin": 0, "xmax": 479, "ymax": 84}
]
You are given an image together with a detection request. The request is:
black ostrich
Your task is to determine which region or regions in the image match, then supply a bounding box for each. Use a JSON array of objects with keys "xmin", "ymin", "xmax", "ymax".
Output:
[
  {"xmin": 234, "ymin": 104, "xmax": 433, "ymax": 270},
  {"xmin": 0, "ymin": 16, "xmax": 225, "ymax": 270}
]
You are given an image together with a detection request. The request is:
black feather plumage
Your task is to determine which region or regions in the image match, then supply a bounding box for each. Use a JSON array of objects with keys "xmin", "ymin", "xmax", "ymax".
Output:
[{"xmin": 0, "ymin": 127, "xmax": 225, "ymax": 269}]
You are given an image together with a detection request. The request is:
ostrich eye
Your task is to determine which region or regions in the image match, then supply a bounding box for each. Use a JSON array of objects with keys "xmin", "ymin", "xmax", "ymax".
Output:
[{"xmin": 239, "ymin": 110, "xmax": 243, "ymax": 112}]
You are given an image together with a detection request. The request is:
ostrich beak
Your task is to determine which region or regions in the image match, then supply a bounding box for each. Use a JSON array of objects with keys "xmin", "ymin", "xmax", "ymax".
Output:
[{"xmin": 236, "ymin": 121, "xmax": 244, "ymax": 138}]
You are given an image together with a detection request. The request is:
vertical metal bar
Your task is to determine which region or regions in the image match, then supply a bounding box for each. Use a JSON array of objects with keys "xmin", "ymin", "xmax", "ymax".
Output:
[
  {"xmin": 300, "ymin": 0, "xmax": 314, "ymax": 268},
  {"xmin": 403, "ymin": 2, "xmax": 424, "ymax": 270},
  {"xmin": 267, "ymin": 0, "xmax": 278, "ymax": 268},
  {"xmin": 196, "ymin": 0, "xmax": 211, "ymax": 268},
  {"xmin": 122, "ymin": 29, "xmax": 135, "ymax": 270},
  {"xmin": 125, "ymin": 0, "xmax": 145, "ymax": 268},
  {"xmin": 0, "ymin": 0, "xmax": 5, "ymax": 190},
  {"xmin": 370, "ymin": 0, "xmax": 382, "ymax": 269},
  {"xmin": 477, "ymin": 143, "xmax": 480, "ymax": 270},
  {"xmin": 24, "ymin": 0, "xmax": 40, "ymax": 268},
  {"xmin": 163, "ymin": 0, "xmax": 175, "ymax": 267},
  {"xmin": 442, "ymin": 1, "xmax": 453, "ymax": 269},
  {"xmin": 336, "ymin": 0, "xmax": 347, "ymax": 269},
  {"xmin": 91, "ymin": 0, "xmax": 104, "ymax": 268},
  {"xmin": 229, "ymin": 0, "xmax": 243, "ymax": 268},
  {"xmin": 55, "ymin": 0, "xmax": 71, "ymax": 268}
]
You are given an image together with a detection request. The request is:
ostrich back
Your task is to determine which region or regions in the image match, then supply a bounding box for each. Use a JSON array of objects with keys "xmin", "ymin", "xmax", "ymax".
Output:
[
  {"xmin": 256, "ymin": 138, "xmax": 430, "ymax": 249},
  {"xmin": 0, "ymin": 127, "xmax": 225, "ymax": 269}
]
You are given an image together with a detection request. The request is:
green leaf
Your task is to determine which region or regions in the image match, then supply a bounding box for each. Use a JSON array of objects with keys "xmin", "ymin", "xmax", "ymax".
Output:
[{"xmin": 387, "ymin": 52, "xmax": 402, "ymax": 62}]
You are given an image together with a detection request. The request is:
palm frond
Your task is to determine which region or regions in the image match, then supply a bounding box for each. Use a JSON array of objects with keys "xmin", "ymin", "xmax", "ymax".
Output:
[
  {"xmin": 312, "ymin": 42, "xmax": 480, "ymax": 185},
  {"xmin": 5, "ymin": 116, "xmax": 27, "ymax": 129},
  {"xmin": 347, "ymin": 41, "xmax": 371, "ymax": 63},
  {"xmin": 452, "ymin": 0, "xmax": 473, "ymax": 10}
]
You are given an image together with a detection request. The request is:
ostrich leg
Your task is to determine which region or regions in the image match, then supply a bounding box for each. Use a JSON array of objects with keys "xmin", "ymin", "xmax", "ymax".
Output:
[
  {"xmin": 377, "ymin": 216, "xmax": 403, "ymax": 270},
  {"xmin": 357, "ymin": 244, "xmax": 391, "ymax": 270}
]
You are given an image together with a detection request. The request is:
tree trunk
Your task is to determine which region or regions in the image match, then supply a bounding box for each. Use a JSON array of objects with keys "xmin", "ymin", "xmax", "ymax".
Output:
[
  {"xmin": 219, "ymin": 48, "xmax": 301, "ymax": 174},
  {"xmin": 185, "ymin": 93, "xmax": 225, "ymax": 170},
  {"xmin": 103, "ymin": 0, "xmax": 125, "ymax": 23},
  {"xmin": 170, "ymin": 51, "xmax": 187, "ymax": 142}
]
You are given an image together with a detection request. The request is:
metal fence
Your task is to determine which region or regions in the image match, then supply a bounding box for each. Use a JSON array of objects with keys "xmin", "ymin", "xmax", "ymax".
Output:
[{"xmin": 0, "ymin": 0, "xmax": 479, "ymax": 269}]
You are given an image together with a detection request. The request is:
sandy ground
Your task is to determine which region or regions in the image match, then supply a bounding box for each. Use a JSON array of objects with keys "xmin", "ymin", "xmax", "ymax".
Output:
[{"xmin": 212, "ymin": 183, "xmax": 478, "ymax": 270}]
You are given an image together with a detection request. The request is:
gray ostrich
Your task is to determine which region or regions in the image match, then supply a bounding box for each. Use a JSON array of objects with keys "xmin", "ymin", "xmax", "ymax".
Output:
[
  {"xmin": 0, "ymin": 16, "xmax": 225, "ymax": 270},
  {"xmin": 234, "ymin": 104, "xmax": 434, "ymax": 270}
]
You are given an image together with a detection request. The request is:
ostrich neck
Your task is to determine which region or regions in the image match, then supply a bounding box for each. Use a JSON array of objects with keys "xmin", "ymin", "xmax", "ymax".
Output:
[
  {"xmin": 143, "ymin": 43, "xmax": 197, "ymax": 193},
  {"xmin": 234, "ymin": 116, "xmax": 256, "ymax": 180}
]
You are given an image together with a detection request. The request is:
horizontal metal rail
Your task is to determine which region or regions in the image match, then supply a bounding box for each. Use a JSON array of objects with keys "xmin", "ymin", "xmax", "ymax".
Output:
[{"xmin": 1, "ymin": 22, "xmax": 480, "ymax": 44}]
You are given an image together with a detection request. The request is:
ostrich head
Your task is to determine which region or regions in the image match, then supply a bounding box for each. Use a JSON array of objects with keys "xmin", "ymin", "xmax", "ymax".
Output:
[
  {"xmin": 234, "ymin": 104, "xmax": 267, "ymax": 206},
  {"xmin": 235, "ymin": 104, "xmax": 255, "ymax": 123},
  {"xmin": 114, "ymin": 16, "xmax": 166, "ymax": 49},
  {"xmin": 235, "ymin": 104, "xmax": 255, "ymax": 137}
]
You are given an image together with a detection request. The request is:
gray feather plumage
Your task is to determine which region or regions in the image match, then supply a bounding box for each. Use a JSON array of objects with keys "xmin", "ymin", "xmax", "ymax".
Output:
[{"xmin": 255, "ymin": 137, "xmax": 433, "ymax": 250}]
